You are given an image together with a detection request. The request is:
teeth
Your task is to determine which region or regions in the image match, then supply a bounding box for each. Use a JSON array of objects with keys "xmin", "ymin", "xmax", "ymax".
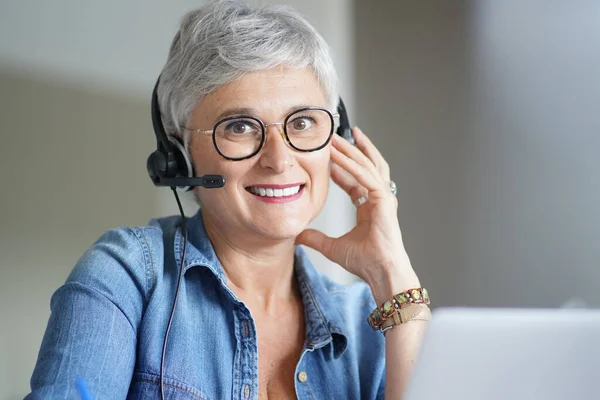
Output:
[{"xmin": 249, "ymin": 185, "xmax": 302, "ymax": 198}]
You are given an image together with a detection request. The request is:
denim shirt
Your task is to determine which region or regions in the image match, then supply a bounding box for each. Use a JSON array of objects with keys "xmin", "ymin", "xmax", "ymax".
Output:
[{"xmin": 27, "ymin": 211, "xmax": 386, "ymax": 399}]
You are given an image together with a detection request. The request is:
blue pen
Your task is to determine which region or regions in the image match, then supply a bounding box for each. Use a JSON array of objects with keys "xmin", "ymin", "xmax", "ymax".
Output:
[{"xmin": 76, "ymin": 377, "xmax": 94, "ymax": 400}]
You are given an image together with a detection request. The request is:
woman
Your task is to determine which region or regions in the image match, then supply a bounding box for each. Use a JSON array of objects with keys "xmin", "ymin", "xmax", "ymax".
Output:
[{"xmin": 27, "ymin": 2, "xmax": 428, "ymax": 399}]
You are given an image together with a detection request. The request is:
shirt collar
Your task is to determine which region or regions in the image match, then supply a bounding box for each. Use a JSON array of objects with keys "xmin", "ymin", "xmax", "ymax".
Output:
[
  {"xmin": 293, "ymin": 247, "xmax": 349, "ymax": 358},
  {"xmin": 172, "ymin": 210, "xmax": 348, "ymax": 359}
]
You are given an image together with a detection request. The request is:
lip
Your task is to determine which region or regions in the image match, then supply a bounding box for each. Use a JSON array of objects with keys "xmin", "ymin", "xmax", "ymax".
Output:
[
  {"xmin": 246, "ymin": 184, "xmax": 305, "ymax": 204},
  {"xmin": 245, "ymin": 182, "xmax": 305, "ymax": 189}
]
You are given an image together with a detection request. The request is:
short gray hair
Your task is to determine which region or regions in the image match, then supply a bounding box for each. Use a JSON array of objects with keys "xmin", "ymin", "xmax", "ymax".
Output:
[{"xmin": 157, "ymin": 0, "xmax": 339, "ymax": 141}]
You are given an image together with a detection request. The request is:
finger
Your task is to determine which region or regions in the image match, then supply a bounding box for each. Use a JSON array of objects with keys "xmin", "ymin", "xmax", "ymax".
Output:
[
  {"xmin": 295, "ymin": 229, "xmax": 341, "ymax": 264},
  {"xmin": 353, "ymin": 127, "xmax": 391, "ymax": 180},
  {"xmin": 331, "ymin": 146, "xmax": 385, "ymax": 195},
  {"xmin": 332, "ymin": 135, "xmax": 382, "ymax": 183},
  {"xmin": 331, "ymin": 163, "xmax": 367, "ymax": 201}
]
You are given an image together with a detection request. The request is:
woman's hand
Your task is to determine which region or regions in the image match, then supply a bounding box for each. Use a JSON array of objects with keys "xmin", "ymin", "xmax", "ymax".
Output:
[{"xmin": 296, "ymin": 127, "xmax": 420, "ymax": 294}]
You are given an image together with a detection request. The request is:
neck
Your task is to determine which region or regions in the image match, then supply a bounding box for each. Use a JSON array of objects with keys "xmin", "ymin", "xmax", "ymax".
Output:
[{"xmin": 202, "ymin": 211, "xmax": 300, "ymax": 314}]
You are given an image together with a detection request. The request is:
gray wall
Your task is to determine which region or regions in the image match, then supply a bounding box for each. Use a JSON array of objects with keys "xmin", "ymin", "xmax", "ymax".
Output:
[
  {"xmin": 463, "ymin": 0, "xmax": 600, "ymax": 307},
  {"xmin": 355, "ymin": 1, "xmax": 471, "ymax": 306},
  {"xmin": 355, "ymin": 0, "xmax": 600, "ymax": 308}
]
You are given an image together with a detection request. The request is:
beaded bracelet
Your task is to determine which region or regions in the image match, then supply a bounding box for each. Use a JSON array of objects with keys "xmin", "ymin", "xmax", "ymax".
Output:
[{"xmin": 367, "ymin": 287, "xmax": 430, "ymax": 331}]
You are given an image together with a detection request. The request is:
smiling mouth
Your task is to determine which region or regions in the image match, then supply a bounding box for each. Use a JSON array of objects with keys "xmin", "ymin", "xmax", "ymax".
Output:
[{"xmin": 245, "ymin": 184, "xmax": 305, "ymax": 198}]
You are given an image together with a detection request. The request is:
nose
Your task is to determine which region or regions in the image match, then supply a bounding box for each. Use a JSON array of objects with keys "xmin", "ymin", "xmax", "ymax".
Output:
[{"xmin": 258, "ymin": 123, "xmax": 295, "ymax": 172}]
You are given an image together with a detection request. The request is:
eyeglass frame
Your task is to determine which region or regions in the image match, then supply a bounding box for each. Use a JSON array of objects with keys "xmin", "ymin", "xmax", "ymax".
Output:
[{"xmin": 183, "ymin": 107, "xmax": 340, "ymax": 161}]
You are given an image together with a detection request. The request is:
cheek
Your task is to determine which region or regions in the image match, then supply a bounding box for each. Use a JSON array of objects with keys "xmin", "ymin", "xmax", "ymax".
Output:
[
  {"xmin": 190, "ymin": 145, "xmax": 256, "ymax": 205},
  {"xmin": 305, "ymin": 151, "xmax": 332, "ymax": 193},
  {"xmin": 189, "ymin": 139, "xmax": 217, "ymax": 176}
]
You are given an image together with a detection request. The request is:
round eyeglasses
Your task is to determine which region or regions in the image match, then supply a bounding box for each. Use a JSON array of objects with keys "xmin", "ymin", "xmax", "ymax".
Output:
[{"xmin": 184, "ymin": 107, "xmax": 339, "ymax": 161}]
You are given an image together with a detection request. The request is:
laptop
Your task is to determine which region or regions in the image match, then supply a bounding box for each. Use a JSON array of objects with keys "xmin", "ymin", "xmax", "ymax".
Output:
[{"xmin": 403, "ymin": 307, "xmax": 600, "ymax": 400}]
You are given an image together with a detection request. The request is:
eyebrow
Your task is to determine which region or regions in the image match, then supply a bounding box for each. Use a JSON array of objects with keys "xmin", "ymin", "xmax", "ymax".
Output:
[{"xmin": 213, "ymin": 104, "xmax": 319, "ymax": 123}]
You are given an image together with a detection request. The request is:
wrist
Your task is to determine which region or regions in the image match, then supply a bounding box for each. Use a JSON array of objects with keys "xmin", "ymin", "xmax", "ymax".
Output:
[
  {"xmin": 369, "ymin": 275, "xmax": 422, "ymax": 306},
  {"xmin": 365, "ymin": 260, "xmax": 421, "ymax": 306}
]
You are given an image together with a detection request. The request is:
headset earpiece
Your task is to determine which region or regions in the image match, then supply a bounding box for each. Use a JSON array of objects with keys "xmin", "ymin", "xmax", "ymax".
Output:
[
  {"xmin": 146, "ymin": 149, "xmax": 168, "ymax": 185},
  {"xmin": 167, "ymin": 136, "xmax": 195, "ymax": 190},
  {"xmin": 147, "ymin": 77, "xmax": 196, "ymax": 191},
  {"xmin": 336, "ymin": 97, "xmax": 355, "ymax": 145}
]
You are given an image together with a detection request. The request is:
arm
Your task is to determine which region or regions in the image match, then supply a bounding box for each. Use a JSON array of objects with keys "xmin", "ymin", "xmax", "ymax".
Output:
[
  {"xmin": 26, "ymin": 228, "xmax": 151, "ymax": 399},
  {"xmin": 365, "ymin": 261, "xmax": 427, "ymax": 398}
]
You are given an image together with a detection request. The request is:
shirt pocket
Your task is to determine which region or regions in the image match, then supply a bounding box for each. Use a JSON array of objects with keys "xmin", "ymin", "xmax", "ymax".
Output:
[{"xmin": 128, "ymin": 372, "xmax": 214, "ymax": 400}]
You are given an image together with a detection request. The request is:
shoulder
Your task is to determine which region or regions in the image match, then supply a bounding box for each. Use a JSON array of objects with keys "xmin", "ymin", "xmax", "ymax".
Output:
[{"xmin": 66, "ymin": 215, "xmax": 182, "ymax": 302}]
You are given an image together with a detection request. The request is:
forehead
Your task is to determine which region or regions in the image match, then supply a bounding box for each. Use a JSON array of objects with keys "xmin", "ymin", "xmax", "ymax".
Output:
[{"xmin": 196, "ymin": 67, "xmax": 328, "ymax": 120}]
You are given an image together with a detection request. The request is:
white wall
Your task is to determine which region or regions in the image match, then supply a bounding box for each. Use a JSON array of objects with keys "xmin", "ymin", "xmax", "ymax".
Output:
[{"xmin": 0, "ymin": 0, "xmax": 205, "ymax": 96}]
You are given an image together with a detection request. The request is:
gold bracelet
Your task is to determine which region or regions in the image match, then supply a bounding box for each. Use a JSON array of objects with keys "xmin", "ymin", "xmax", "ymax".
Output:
[
  {"xmin": 380, "ymin": 304, "xmax": 431, "ymax": 334},
  {"xmin": 367, "ymin": 287, "xmax": 430, "ymax": 331}
]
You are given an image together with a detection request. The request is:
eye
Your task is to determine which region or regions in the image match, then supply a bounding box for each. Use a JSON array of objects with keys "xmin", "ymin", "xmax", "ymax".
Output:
[
  {"xmin": 223, "ymin": 119, "xmax": 260, "ymax": 135},
  {"xmin": 290, "ymin": 116, "xmax": 314, "ymax": 131},
  {"xmin": 228, "ymin": 122, "xmax": 250, "ymax": 134}
]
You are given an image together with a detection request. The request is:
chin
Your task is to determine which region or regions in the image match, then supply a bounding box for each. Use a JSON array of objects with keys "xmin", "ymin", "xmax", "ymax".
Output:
[{"xmin": 250, "ymin": 216, "xmax": 308, "ymax": 241}]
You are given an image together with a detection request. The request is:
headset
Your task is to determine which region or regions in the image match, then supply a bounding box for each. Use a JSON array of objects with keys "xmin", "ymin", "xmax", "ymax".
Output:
[
  {"xmin": 146, "ymin": 77, "xmax": 354, "ymax": 192},
  {"xmin": 146, "ymin": 76, "xmax": 353, "ymax": 400}
]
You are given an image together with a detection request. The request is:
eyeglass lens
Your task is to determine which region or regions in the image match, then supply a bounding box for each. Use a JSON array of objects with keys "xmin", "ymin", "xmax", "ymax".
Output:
[{"xmin": 213, "ymin": 109, "xmax": 333, "ymax": 159}]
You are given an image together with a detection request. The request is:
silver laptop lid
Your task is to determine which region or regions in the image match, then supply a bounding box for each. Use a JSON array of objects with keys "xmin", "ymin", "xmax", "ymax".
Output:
[{"xmin": 404, "ymin": 308, "xmax": 600, "ymax": 400}]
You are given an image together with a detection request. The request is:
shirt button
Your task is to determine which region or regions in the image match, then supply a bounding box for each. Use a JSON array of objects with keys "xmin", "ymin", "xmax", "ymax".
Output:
[
  {"xmin": 244, "ymin": 384, "xmax": 250, "ymax": 398},
  {"xmin": 243, "ymin": 321, "xmax": 249, "ymax": 337},
  {"xmin": 297, "ymin": 371, "xmax": 308, "ymax": 383}
]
